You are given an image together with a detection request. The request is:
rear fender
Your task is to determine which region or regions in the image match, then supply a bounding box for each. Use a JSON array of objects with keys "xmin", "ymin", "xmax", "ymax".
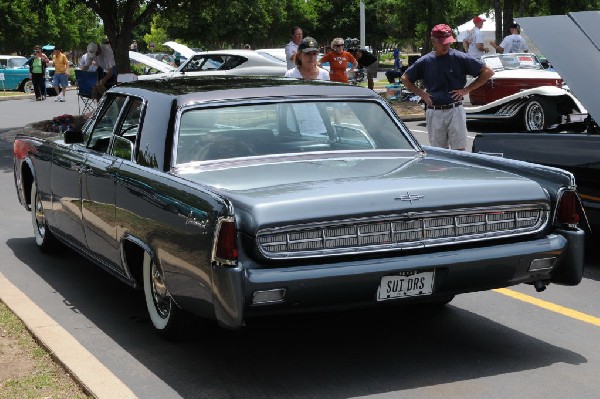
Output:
[{"xmin": 13, "ymin": 140, "xmax": 37, "ymax": 210}]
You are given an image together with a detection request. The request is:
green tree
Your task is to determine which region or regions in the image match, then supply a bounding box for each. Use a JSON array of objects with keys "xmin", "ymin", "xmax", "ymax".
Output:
[
  {"xmin": 36, "ymin": 0, "xmax": 188, "ymax": 72},
  {"xmin": 156, "ymin": 0, "xmax": 317, "ymax": 50},
  {"xmin": 0, "ymin": 0, "xmax": 100, "ymax": 55}
]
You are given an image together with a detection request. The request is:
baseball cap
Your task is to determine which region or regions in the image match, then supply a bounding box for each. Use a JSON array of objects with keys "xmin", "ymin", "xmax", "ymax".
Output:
[
  {"xmin": 87, "ymin": 42, "xmax": 98, "ymax": 58},
  {"xmin": 473, "ymin": 16, "xmax": 486, "ymax": 24},
  {"xmin": 509, "ymin": 23, "xmax": 520, "ymax": 29},
  {"xmin": 297, "ymin": 37, "xmax": 319, "ymax": 53},
  {"xmin": 431, "ymin": 24, "xmax": 456, "ymax": 44}
]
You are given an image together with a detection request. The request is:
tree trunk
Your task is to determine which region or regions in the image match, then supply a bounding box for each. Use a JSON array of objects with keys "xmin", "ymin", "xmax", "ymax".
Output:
[
  {"xmin": 494, "ymin": 0, "xmax": 503, "ymax": 44},
  {"xmin": 503, "ymin": 0, "xmax": 514, "ymax": 36}
]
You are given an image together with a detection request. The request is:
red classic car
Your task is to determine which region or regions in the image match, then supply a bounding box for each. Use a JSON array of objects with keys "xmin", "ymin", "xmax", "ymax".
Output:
[{"xmin": 465, "ymin": 53, "xmax": 586, "ymax": 131}]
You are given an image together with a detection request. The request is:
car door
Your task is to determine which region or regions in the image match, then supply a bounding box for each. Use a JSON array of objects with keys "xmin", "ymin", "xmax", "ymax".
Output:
[
  {"xmin": 81, "ymin": 95, "xmax": 131, "ymax": 271},
  {"xmin": 50, "ymin": 136, "xmax": 89, "ymax": 247}
]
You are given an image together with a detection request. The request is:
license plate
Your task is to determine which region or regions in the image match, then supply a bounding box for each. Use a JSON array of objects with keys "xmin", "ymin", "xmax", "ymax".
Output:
[{"xmin": 376, "ymin": 270, "xmax": 435, "ymax": 301}]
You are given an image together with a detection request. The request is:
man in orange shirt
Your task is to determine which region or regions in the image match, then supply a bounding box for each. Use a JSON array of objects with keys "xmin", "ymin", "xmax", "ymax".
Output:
[
  {"xmin": 51, "ymin": 46, "xmax": 69, "ymax": 102},
  {"xmin": 319, "ymin": 38, "xmax": 357, "ymax": 83}
]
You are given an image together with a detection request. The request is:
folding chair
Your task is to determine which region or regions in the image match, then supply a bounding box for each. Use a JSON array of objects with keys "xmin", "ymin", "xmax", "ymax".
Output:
[{"xmin": 75, "ymin": 69, "xmax": 98, "ymax": 115}]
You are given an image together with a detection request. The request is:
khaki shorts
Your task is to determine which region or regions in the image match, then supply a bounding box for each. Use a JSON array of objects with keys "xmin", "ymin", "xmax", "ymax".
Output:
[
  {"xmin": 365, "ymin": 61, "xmax": 378, "ymax": 79},
  {"xmin": 425, "ymin": 106, "xmax": 468, "ymax": 149}
]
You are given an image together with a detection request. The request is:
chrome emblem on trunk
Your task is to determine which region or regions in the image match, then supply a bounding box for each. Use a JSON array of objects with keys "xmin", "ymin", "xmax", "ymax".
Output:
[{"xmin": 395, "ymin": 193, "xmax": 424, "ymax": 204}]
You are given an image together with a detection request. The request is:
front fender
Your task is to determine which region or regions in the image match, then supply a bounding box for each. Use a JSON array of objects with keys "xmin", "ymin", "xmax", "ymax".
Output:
[{"xmin": 465, "ymin": 86, "xmax": 585, "ymax": 115}]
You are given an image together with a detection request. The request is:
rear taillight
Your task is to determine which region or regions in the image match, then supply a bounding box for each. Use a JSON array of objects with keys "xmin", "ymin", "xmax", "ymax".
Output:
[
  {"xmin": 555, "ymin": 190, "xmax": 582, "ymax": 227},
  {"xmin": 213, "ymin": 218, "xmax": 238, "ymax": 264}
]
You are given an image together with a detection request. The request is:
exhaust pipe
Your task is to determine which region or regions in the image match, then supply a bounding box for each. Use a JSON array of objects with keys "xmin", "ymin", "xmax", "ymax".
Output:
[{"xmin": 533, "ymin": 280, "xmax": 547, "ymax": 292}]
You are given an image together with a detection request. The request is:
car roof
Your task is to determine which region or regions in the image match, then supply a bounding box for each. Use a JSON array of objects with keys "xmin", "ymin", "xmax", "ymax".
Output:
[
  {"xmin": 518, "ymin": 11, "xmax": 600, "ymax": 121},
  {"xmin": 0, "ymin": 55, "xmax": 26, "ymax": 60},
  {"xmin": 111, "ymin": 75, "xmax": 377, "ymax": 103}
]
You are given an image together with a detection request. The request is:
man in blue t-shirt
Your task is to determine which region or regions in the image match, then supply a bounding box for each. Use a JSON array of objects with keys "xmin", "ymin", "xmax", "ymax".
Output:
[{"xmin": 401, "ymin": 24, "xmax": 494, "ymax": 150}]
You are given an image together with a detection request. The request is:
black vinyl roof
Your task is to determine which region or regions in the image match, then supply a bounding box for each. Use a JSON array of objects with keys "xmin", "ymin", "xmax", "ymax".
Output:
[{"xmin": 111, "ymin": 75, "xmax": 378, "ymax": 103}]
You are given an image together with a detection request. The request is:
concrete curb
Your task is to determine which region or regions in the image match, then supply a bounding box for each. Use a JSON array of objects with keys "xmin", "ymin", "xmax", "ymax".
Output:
[
  {"xmin": 0, "ymin": 271, "xmax": 137, "ymax": 398},
  {"xmin": 0, "ymin": 93, "xmax": 34, "ymax": 101}
]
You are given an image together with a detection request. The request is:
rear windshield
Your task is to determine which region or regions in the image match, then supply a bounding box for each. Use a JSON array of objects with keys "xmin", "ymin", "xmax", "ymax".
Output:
[{"xmin": 176, "ymin": 101, "xmax": 415, "ymax": 164}]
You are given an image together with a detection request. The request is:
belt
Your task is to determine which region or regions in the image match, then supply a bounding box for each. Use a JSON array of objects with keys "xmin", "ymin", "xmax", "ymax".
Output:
[{"xmin": 428, "ymin": 101, "xmax": 463, "ymax": 110}]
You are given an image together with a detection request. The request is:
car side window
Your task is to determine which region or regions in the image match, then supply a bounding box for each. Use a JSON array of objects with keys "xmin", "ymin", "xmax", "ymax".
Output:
[
  {"xmin": 218, "ymin": 56, "xmax": 246, "ymax": 70},
  {"xmin": 86, "ymin": 95, "xmax": 128, "ymax": 153},
  {"xmin": 111, "ymin": 98, "xmax": 144, "ymax": 161},
  {"xmin": 182, "ymin": 55, "xmax": 224, "ymax": 72}
]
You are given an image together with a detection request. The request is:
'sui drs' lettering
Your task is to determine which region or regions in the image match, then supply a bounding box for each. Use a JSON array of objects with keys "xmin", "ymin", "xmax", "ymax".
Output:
[{"xmin": 387, "ymin": 277, "xmax": 426, "ymax": 293}]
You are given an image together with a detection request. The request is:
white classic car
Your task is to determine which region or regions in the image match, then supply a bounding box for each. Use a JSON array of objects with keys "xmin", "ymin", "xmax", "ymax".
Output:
[
  {"xmin": 464, "ymin": 53, "xmax": 586, "ymax": 131},
  {"xmin": 131, "ymin": 42, "xmax": 287, "ymax": 81}
]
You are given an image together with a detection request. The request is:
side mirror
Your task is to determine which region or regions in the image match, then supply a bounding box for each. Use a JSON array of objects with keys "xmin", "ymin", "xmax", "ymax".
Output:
[{"xmin": 64, "ymin": 129, "xmax": 84, "ymax": 144}]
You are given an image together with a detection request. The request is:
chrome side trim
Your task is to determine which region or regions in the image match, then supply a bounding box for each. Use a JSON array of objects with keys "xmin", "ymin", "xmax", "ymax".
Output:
[{"xmin": 256, "ymin": 204, "xmax": 549, "ymax": 259}]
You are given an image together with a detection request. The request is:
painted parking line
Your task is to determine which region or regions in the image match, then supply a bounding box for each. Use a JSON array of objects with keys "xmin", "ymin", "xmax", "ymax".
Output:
[{"xmin": 494, "ymin": 288, "xmax": 600, "ymax": 327}]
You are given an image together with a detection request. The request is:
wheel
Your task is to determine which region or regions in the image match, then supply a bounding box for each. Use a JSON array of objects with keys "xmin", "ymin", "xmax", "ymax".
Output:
[
  {"xmin": 30, "ymin": 181, "xmax": 58, "ymax": 252},
  {"xmin": 143, "ymin": 252, "xmax": 186, "ymax": 339},
  {"xmin": 522, "ymin": 96, "xmax": 559, "ymax": 131},
  {"xmin": 23, "ymin": 80, "xmax": 34, "ymax": 94}
]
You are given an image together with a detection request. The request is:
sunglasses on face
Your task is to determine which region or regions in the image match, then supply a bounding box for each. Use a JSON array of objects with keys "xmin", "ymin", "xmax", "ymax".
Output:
[{"xmin": 333, "ymin": 44, "xmax": 344, "ymax": 48}]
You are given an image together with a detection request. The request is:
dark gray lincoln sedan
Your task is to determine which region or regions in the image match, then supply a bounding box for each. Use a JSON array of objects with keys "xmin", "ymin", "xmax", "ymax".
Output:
[{"xmin": 14, "ymin": 76, "xmax": 585, "ymax": 339}]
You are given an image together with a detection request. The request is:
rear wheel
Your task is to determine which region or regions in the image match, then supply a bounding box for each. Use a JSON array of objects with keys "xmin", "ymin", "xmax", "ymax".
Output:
[
  {"xmin": 31, "ymin": 181, "xmax": 58, "ymax": 252},
  {"xmin": 523, "ymin": 96, "xmax": 559, "ymax": 131},
  {"xmin": 143, "ymin": 252, "xmax": 187, "ymax": 339}
]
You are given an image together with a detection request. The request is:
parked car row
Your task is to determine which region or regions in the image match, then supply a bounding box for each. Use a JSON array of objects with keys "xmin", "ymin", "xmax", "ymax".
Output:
[{"xmin": 9, "ymin": 14, "xmax": 596, "ymax": 340}]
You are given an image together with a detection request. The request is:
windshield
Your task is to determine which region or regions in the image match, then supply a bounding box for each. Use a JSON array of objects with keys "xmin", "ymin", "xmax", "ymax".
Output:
[
  {"xmin": 483, "ymin": 54, "xmax": 542, "ymax": 70},
  {"xmin": 175, "ymin": 101, "xmax": 415, "ymax": 164}
]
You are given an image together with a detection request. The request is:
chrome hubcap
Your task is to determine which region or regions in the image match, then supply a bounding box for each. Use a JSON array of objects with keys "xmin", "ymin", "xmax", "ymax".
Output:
[
  {"xmin": 526, "ymin": 102, "xmax": 544, "ymax": 130},
  {"xmin": 151, "ymin": 263, "xmax": 171, "ymax": 319},
  {"xmin": 35, "ymin": 193, "xmax": 46, "ymax": 238}
]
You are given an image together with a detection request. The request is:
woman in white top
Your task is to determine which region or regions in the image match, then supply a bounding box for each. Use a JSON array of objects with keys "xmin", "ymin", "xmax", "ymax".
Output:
[{"xmin": 285, "ymin": 37, "xmax": 330, "ymax": 81}]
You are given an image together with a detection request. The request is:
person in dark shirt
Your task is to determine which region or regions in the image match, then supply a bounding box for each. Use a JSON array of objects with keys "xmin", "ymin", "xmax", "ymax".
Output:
[
  {"xmin": 401, "ymin": 24, "xmax": 493, "ymax": 150},
  {"xmin": 354, "ymin": 48, "xmax": 378, "ymax": 90}
]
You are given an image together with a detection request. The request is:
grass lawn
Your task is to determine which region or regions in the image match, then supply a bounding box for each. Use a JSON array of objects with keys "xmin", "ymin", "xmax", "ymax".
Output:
[{"xmin": 0, "ymin": 301, "xmax": 92, "ymax": 398}]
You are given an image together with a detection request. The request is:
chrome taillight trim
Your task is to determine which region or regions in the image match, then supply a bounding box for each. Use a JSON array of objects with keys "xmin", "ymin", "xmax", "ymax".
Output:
[
  {"xmin": 554, "ymin": 187, "xmax": 589, "ymax": 230},
  {"xmin": 211, "ymin": 216, "xmax": 237, "ymax": 266},
  {"xmin": 256, "ymin": 204, "xmax": 549, "ymax": 259}
]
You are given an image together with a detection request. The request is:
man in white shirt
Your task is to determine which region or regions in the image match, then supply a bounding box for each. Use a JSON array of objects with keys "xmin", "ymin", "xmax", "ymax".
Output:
[
  {"xmin": 463, "ymin": 16, "xmax": 489, "ymax": 60},
  {"xmin": 79, "ymin": 53, "xmax": 97, "ymax": 72},
  {"xmin": 285, "ymin": 26, "xmax": 303, "ymax": 70},
  {"xmin": 489, "ymin": 23, "xmax": 529, "ymax": 54},
  {"xmin": 82, "ymin": 41, "xmax": 116, "ymax": 89}
]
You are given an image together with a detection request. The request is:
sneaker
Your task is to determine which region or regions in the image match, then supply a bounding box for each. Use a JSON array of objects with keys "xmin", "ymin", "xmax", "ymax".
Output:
[{"xmin": 55, "ymin": 96, "xmax": 63, "ymax": 102}]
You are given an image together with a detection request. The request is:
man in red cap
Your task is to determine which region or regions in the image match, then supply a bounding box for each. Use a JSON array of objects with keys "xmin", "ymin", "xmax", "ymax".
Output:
[
  {"xmin": 463, "ymin": 16, "xmax": 489, "ymax": 59},
  {"xmin": 401, "ymin": 24, "xmax": 494, "ymax": 150}
]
